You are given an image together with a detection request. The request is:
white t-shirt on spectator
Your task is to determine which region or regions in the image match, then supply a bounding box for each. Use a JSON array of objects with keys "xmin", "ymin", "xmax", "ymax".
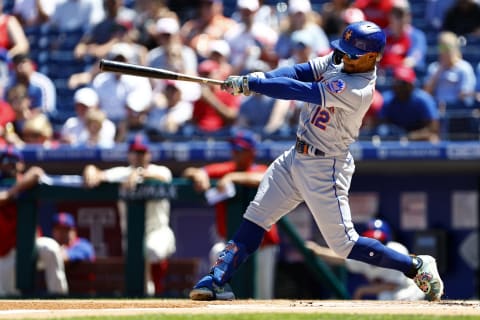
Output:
[
  {"xmin": 49, "ymin": 0, "xmax": 93, "ymax": 31},
  {"xmin": 61, "ymin": 116, "xmax": 116, "ymax": 148},
  {"xmin": 13, "ymin": 0, "xmax": 59, "ymax": 24},
  {"xmin": 92, "ymin": 72, "xmax": 153, "ymax": 122}
]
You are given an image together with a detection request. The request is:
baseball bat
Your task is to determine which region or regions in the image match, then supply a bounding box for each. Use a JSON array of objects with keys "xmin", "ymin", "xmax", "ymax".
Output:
[{"xmin": 99, "ymin": 59, "xmax": 225, "ymax": 85}]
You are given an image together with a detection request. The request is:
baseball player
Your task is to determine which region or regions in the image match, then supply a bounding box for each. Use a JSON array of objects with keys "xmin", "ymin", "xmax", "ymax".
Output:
[
  {"xmin": 306, "ymin": 219, "xmax": 426, "ymax": 300},
  {"xmin": 83, "ymin": 134, "xmax": 176, "ymax": 296},
  {"xmin": 189, "ymin": 21, "xmax": 444, "ymax": 302},
  {"xmin": 0, "ymin": 148, "xmax": 68, "ymax": 296}
]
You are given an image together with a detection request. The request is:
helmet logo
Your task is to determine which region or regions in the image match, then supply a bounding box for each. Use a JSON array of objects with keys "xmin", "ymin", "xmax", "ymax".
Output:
[{"xmin": 344, "ymin": 29, "xmax": 353, "ymax": 41}]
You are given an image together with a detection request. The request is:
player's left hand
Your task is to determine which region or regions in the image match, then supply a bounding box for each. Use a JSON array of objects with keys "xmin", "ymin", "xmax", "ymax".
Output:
[{"xmin": 222, "ymin": 75, "xmax": 250, "ymax": 96}]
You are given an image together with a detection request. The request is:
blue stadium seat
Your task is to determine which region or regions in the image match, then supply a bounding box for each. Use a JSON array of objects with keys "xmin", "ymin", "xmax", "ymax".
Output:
[{"xmin": 440, "ymin": 108, "xmax": 480, "ymax": 141}]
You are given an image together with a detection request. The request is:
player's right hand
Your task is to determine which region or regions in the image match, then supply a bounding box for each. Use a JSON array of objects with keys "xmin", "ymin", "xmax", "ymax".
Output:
[{"xmin": 222, "ymin": 76, "xmax": 250, "ymax": 96}]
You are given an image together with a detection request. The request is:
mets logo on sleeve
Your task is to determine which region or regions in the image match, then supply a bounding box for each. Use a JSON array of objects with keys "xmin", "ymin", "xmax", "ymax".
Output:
[{"xmin": 326, "ymin": 79, "xmax": 346, "ymax": 94}]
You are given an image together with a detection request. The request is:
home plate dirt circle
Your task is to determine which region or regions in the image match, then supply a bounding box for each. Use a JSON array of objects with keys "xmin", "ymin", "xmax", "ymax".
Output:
[{"xmin": 0, "ymin": 299, "xmax": 478, "ymax": 319}]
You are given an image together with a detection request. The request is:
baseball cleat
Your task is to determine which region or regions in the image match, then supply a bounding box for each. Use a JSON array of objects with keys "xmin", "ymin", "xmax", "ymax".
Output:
[
  {"xmin": 413, "ymin": 255, "xmax": 444, "ymax": 301},
  {"xmin": 189, "ymin": 275, "xmax": 235, "ymax": 301}
]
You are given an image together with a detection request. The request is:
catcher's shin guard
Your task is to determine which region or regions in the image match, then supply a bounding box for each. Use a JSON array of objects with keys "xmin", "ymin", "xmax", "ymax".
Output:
[{"xmin": 211, "ymin": 240, "xmax": 249, "ymax": 285}]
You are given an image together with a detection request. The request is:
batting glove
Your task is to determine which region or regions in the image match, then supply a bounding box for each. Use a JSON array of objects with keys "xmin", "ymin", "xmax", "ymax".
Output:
[{"xmin": 222, "ymin": 75, "xmax": 251, "ymax": 96}]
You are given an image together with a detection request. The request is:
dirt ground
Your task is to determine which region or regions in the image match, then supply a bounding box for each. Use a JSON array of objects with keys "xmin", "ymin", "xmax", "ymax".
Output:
[{"xmin": 0, "ymin": 299, "xmax": 478, "ymax": 319}]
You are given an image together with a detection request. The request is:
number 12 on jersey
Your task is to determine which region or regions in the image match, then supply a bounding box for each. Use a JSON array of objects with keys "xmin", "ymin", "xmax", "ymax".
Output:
[{"xmin": 311, "ymin": 106, "xmax": 333, "ymax": 130}]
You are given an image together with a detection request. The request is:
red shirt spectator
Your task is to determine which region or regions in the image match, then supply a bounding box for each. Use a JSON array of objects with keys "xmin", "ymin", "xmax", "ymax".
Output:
[
  {"xmin": 0, "ymin": 100, "xmax": 15, "ymax": 128},
  {"xmin": 192, "ymin": 60, "xmax": 240, "ymax": 134},
  {"xmin": 354, "ymin": 0, "xmax": 393, "ymax": 29},
  {"xmin": 380, "ymin": 28, "xmax": 411, "ymax": 70}
]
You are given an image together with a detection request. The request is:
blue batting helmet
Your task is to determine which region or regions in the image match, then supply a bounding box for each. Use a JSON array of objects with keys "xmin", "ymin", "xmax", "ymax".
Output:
[
  {"xmin": 331, "ymin": 21, "xmax": 386, "ymax": 58},
  {"xmin": 362, "ymin": 218, "xmax": 392, "ymax": 243}
]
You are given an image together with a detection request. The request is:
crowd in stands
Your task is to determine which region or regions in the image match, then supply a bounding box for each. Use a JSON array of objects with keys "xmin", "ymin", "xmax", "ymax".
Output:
[{"xmin": 0, "ymin": 0, "xmax": 479, "ymax": 148}]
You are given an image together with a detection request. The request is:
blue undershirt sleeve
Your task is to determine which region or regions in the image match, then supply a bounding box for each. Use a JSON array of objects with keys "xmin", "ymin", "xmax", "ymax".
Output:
[
  {"xmin": 264, "ymin": 62, "xmax": 315, "ymax": 82},
  {"xmin": 249, "ymin": 76, "xmax": 323, "ymax": 105}
]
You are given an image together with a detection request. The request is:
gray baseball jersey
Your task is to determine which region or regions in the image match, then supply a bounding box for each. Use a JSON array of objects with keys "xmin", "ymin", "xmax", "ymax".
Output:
[
  {"xmin": 298, "ymin": 53, "xmax": 376, "ymax": 155},
  {"xmin": 244, "ymin": 53, "xmax": 376, "ymax": 258}
]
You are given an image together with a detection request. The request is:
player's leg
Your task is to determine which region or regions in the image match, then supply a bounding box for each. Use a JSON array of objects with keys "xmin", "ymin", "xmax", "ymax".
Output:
[
  {"xmin": 299, "ymin": 154, "xmax": 443, "ymax": 301},
  {"xmin": 35, "ymin": 237, "xmax": 68, "ymax": 295},
  {"xmin": 190, "ymin": 148, "xmax": 303, "ymax": 300},
  {"xmin": 0, "ymin": 249, "xmax": 20, "ymax": 296},
  {"xmin": 144, "ymin": 228, "xmax": 176, "ymax": 295},
  {"xmin": 254, "ymin": 244, "xmax": 278, "ymax": 299}
]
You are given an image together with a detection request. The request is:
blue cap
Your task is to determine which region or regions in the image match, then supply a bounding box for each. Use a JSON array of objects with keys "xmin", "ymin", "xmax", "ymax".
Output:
[
  {"xmin": 53, "ymin": 212, "xmax": 76, "ymax": 228},
  {"xmin": 0, "ymin": 147, "xmax": 23, "ymax": 164},
  {"xmin": 229, "ymin": 130, "xmax": 258, "ymax": 151},
  {"xmin": 128, "ymin": 134, "xmax": 150, "ymax": 152},
  {"xmin": 362, "ymin": 218, "xmax": 392, "ymax": 243},
  {"xmin": 330, "ymin": 21, "xmax": 386, "ymax": 57}
]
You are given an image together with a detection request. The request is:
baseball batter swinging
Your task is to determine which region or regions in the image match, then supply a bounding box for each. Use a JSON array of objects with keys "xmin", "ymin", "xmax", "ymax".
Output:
[{"xmin": 189, "ymin": 21, "xmax": 444, "ymax": 302}]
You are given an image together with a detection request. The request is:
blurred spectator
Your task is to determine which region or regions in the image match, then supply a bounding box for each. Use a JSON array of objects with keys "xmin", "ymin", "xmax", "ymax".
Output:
[
  {"xmin": 231, "ymin": 0, "xmax": 280, "ymax": 31},
  {"xmin": 379, "ymin": 2, "xmax": 427, "ymax": 73},
  {"xmin": 3, "ymin": 84, "xmax": 32, "ymax": 140},
  {"xmin": 442, "ymin": 0, "xmax": 480, "ymax": 37},
  {"xmin": 73, "ymin": 0, "xmax": 138, "ymax": 61},
  {"xmin": 182, "ymin": 130, "xmax": 280, "ymax": 299},
  {"xmin": 354, "ymin": 0, "xmax": 394, "ymax": 29},
  {"xmin": 321, "ymin": 0, "xmax": 355, "ymax": 38},
  {"xmin": 275, "ymin": 0, "xmax": 330, "ymax": 60},
  {"xmin": 147, "ymin": 16, "xmax": 200, "ymax": 103},
  {"xmin": 69, "ymin": 41, "xmax": 147, "ymax": 90},
  {"xmin": 48, "ymin": 0, "xmax": 94, "ymax": 32},
  {"xmin": 147, "ymin": 80, "xmax": 193, "ymax": 138},
  {"xmin": 0, "ymin": 148, "xmax": 68, "ymax": 296},
  {"xmin": 0, "ymin": 95, "xmax": 15, "ymax": 143},
  {"xmin": 91, "ymin": 45, "xmax": 153, "ymax": 124},
  {"xmin": 278, "ymin": 29, "xmax": 317, "ymax": 135},
  {"xmin": 424, "ymin": 31, "xmax": 476, "ymax": 109},
  {"xmin": 360, "ymin": 89, "xmax": 384, "ymax": 138},
  {"xmin": 377, "ymin": 66, "xmax": 440, "ymax": 142},
  {"xmin": 190, "ymin": 59, "xmax": 241, "ymax": 136},
  {"xmin": 180, "ymin": 0, "xmax": 237, "ymax": 59},
  {"xmin": 6, "ymin": 53, "xmax": 56, "ymax": 115},
  {"xmin": 116, "ymin": 89, "xmax": 152, "ymax": 143},
  {"xmin": 279, "ymin": 29, "xmax": 317, "ymax": 65},
  {"xmin": 51, "ymin": 212, "xmax": 95, "ymax": 263},
  {"xmin": 19, "ymin": 113, "xmax": 58, "ymax": 148},
  {"xmin": 83, "ymin": 134, "xmax": 176, "ymax": 296},
  {"xmin": 132, "ymin": 0, "xmax": 176, "ymax": 50},
  {"xmin": 0, "ymin": 0, "xmax": 29, "ymax": 58},
  {"xmin": 225, "ymin": 0, "xmax": 279, "ymax": 74},
  {"xmin": 425, "ymin": 0, "xmax": 455, "ymax": 31},
  {"xmin": 147, "ymin": 16, "xmax": 197, "ymax": 74},
  {"xmin": 236, "ymin": 94, "xmax": 291, "ymax": 137},
  {"xmin": 205, "ymin": 39, "xmax": 232, "ymax": 79},
  {"xmin": 83, "ymin": 108, "xmax": 112, "ymax": 148},
  {"xmin": 12, "ymin": 0, "xmax": 58, "ymax": 28},
  {"xmin": 61, "ymin": 87, "xmax": 116, "ymax": 148}
]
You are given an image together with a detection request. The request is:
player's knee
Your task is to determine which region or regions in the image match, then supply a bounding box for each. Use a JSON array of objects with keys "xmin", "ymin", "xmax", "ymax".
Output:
[{"xmin": 325, "ymin": 236, "xmax": 357, "ymax": 259}]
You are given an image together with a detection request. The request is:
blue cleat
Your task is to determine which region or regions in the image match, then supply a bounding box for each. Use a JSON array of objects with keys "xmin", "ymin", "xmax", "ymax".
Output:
[{"xmin": 189, "ymin": 274, "xmax": 235, "ymax": 301}]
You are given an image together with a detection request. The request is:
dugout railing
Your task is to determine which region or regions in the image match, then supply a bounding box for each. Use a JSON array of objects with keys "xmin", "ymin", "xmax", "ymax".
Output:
[{"xmin": 15, "ymin": 179, "xmax": 349, "ymax": 299}]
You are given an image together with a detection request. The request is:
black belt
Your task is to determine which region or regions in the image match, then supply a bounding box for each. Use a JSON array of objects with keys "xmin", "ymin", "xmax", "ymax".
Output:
[{"xmin": 295, "ymin": 138, "xmax": 325, "ymax": 156}]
